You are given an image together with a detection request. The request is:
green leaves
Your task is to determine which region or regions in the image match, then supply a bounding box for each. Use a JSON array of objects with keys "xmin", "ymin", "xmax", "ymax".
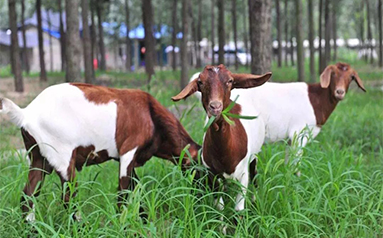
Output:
[{"xmin": 203, "ymin": 95, "xmax": 258, "ymax": 131}]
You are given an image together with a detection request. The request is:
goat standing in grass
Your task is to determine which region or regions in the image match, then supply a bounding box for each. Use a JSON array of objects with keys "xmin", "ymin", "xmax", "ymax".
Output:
[
  {"xmin": 173, "ymin": 65, "xmax": 272, "ymax": 212},
  {"xmin": 0, "ymin": 83, "xmax": 200, "ymax": 221}
]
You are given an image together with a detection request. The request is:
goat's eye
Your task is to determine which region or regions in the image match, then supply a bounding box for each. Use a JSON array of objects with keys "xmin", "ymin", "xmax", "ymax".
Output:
[
  {"xmin": 198, "ymin": 80, "xmax": 203, "ymax": 86},
  {"xmin": 227, "ymin": 79, "xmax": 234, "ymax": 84},
  {"xmin": 351, "ymin": 75, "xmax": 355, "ymax": 80}
]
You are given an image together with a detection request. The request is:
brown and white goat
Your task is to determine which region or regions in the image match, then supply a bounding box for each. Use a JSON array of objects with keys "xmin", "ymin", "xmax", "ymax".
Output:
[
  {"xmin": 172, "ymin": 65, "xmax": 272, "ymax": 211},
  {"xmin": 0, "ymin": 83, "xmax": 200, "ymax": 221}
]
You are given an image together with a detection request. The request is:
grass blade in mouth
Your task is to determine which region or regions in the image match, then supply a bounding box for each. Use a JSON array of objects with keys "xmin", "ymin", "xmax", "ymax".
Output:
[{"xmin": 203, "ymin": 115, "xmax": 216, "ymax": 132}]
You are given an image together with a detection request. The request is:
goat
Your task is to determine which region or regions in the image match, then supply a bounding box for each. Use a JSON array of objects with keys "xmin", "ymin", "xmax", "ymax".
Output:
[
  {"xmin": 191, "ymin": 62, "xmax": 366, "ymax": 173},
  {"xmin": 0, "ymin": 83, "xmax": 200, "ymax": 221},
  {"xmin": 172, "ymin": 65, "xmax": 272, "ymax": 211}
]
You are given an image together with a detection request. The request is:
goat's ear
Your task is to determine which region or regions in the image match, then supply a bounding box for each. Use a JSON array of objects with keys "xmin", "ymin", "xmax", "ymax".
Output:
[
  {"xmin": 172, "ymin": 78, "xmax": 199, "ymax": 101},
  {"xmin": 320, "ymin": 65, "xmax": 335, "ymax": 88},
  {"xmin": 231, "ymin": 72, "xmax": 272, "ymax": 89},
  {"xmin": 353, "ymin": 72, "xmax": 366, "ymax": 92}
]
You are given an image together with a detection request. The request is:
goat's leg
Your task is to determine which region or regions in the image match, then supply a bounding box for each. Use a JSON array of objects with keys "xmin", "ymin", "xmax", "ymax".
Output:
[
  {"xmin": 20, "ymin": 129, "xmax": 53, "ymax": 222},
  {"xmin": 249, "ymin": 157, "xmax": 258, "ymax": 188},
  {"xmin": 233, "ymin": 161, "xmax": 250, "ymax": 212}
]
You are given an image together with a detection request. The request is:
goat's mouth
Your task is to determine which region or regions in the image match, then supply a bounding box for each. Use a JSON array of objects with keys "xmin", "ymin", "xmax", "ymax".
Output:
[
  {"xmin": 207, "ymin": 109, "xmax": 222, "ymax": 118},
  {"xmin": 334, "ymin": 93, "xmax": 345, "ymax": 101}
]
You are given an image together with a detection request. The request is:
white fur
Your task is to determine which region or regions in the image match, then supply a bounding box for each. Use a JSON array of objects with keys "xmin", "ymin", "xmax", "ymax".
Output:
[
  {"xmin": 120, "ymin": 147, "xmax": 138, "ymax": 178},
  {"xmin": 1, "ymin": 83, "xmax": 119, "ymax": 180}
]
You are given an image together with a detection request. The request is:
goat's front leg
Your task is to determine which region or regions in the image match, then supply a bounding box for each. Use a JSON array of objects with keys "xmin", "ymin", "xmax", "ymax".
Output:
[
  {"xmin": 21, "ymin": 129, "xmax": 53, "ymax": 222},
  {"xmin": 233, "ymin": 159, "xmax": 250, "ymax": 212}
]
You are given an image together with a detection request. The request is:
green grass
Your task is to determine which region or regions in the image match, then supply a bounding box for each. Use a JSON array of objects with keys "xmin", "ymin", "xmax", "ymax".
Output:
[{"xmin": 0, "ymin": 59, "xmax": 382, "ymax": 237}]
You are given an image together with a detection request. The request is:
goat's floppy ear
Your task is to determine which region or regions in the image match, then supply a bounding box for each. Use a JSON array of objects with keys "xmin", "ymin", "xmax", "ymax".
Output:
[
  {"xmin": 231, "ymin": 72, "xmax": 272, "ymax": 89},
  {"xmin": 320, "ymin": 65, "xmax": 336, "ymax": 88},
  {"xmin": 352, "ymin": 72, "xmax": 366, "ymax": 92},
  {"xmin": 172, "ymin": 78, "xmax": 199, "ymax": 101}
]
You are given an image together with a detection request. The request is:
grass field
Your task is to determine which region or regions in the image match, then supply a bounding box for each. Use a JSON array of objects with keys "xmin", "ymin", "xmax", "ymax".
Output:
[{"xmin": 0, "ymin": 57, "xmax": 382, "ymax": 237}]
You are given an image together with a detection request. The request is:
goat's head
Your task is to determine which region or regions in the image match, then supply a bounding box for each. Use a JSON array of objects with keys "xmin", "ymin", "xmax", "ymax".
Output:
[
  {"xmin": 320, "ymin": 62, "xmax": 366, "ymax": 101},
  {"xmin": 172, "ymin": 65, "xmax": 272, "ymax": 119}
]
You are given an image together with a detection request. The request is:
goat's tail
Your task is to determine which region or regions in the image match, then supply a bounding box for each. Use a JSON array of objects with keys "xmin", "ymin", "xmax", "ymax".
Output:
[{"xmin": 0, "ymin": 98, "xmax": 24, "ymax": 127}]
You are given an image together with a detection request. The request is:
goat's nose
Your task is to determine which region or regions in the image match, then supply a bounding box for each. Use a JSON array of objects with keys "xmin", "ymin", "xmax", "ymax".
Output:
[
  {"xmin": 336, "ymin": 89, "xmax": 345, "ymax": 95},
  {"xmin": 209, "ymin": 101, "xmax": 223, "ymax": 110}
]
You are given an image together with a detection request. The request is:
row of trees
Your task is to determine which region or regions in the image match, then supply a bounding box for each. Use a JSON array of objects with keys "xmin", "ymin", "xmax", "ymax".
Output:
[{"xmin": 7, "ymin": 0, "xmax": 383, "ymax": 92}]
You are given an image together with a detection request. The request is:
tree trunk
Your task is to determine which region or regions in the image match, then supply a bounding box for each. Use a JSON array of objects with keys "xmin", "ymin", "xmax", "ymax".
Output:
[
  {"xmin": 196, "ymin": 0, "xmax": 202, "ymax": 68},
  {"xmin": 36, "ymin": 0, "xmax": 47, "ymax": 81},
  {"xmin": 189, "ymin": 2, "xmax": 197, "ymax": 67},
  {"xmin": 172, "ymin": 0, "xmax": 177, "ymax": 71},
  {"xmin": 318, "ymin": 0, "xmax": 324, "ymax": 74},
  {"xmin": 232, "ymin": 0, "xmax": 239, "ymax": 70},
  {"xmin": 65, "ymin": 0, "xmax": 81, "ymax": 82},
  {"xmin": 125, "ymin": 0, "xmax": 132, "ymax": 72},
  {"xmin": 324, "ymin": 0, "xmax": 331, "ymax": 67},
  {"xmin": 276, "ymin": 0, "xmax": 282, "ymax": 68},
  {"xmin": 217, "ymin": 0, "xmax": 225, "ymax": 64},
  {"xmin": 8, "ymin": 0, "xmax": 24, "ymax": 92},
  {"xmin": 295, "ymin": 0, "xmax": 304, "ymax": 82},
  {"xmin": 90, "ymin": 2, "xmax": 97, "ymax": 73},
  {"xmin": 249, "ymin": 0, "xmax": 272, "ymax": 74},
  {"xmin": 290, "ymin": 6, "xmax": 295, "ymax": 67},
  {"xmin": 332, "ymin": 1, "xmax": 337, "ymax": 61},
  {"xmin": 180, "ymin": 0, "xmax": 189, "ymax": 89},
  {"xmin": 284, "ymin": 0, "xmax": 288, "ymax": 66},
  {"xmin": 360, "ymin": 1, "xmax": 366, "ymax": 62},
  {"xmin": 21, "ymin": 0, "xmax": 29, "ymax": 74},
  {"xmin": 308, "ymin": 0, "xmax": 315, "ymax": 82},
  {"xmin": 96, "ymin": 2, "xmax": 106, "ymax": 71},
  {"xmin": 59, "ymin": 0, "xmax": 66, "ymax": 72},
  {"xmin": 366, "ymin": 0, "xmax": 373, "ymax": 64},
  {"xmin": 142, "ymin": 0, "xmax": 155, "ymax": 85},
  {"xmin": 243, "ymin": 0, "xmax": 249, "ymax": 68},
  {"xmin": 82, "ymin": 0, "xmax": 94, "ymax": 83},
  {"xmin": 211, "ymin": 0, "xmax": 215, "ymax": 65},
  {"xmin": 379, "ymin": 0, "xmax": 382, "ymax": 67},
  {"xmin": 47, "ymin": 10, "xmax": 54, "ymax": 72}
]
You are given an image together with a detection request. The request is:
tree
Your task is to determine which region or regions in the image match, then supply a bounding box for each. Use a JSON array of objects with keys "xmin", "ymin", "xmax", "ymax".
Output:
[
  {"xmin": 243, "ymin": 0, "xmax": 249, "ymax": 68},
  {"xmin": 65, "ymin": 0, "xmax": 81, "ymax": 82},
  {"xmin": 249, "ymin": 0, "xmax": 272, "ymax": 74},
  {"xmin": 82, "ymin": 0, "xmax": 94, "ymax": 83},
  {"xmin": 90, "ymin": 2, "xmax": 97, "ymax": 73},
  {"xmin": 211, "ymin": 0, "xmax": 215, "ymax": 65},
  {"xmin": 308, "ymin": 0, "xmax": 315, "ymax": 82},
  {"xmin": 180, "ymin": 0, "xmax": 189, "ymax": 89},
  {"xmin": 196, "ymin": 0, "xmax": 202, "ymax": 68},
  {"xmin": 171, "ymin": 0, "xmax": 177, "ymax": 71},
  {"xmin": 366, "ymin": 0, "xmax": 373, "ymax": 64},
  {"xmin": 125, "ymin": 0, "xmax": 132, "ymax": 72},
  {"xmin": 21, "ymin": 0, "xmax": 29, "ymax": 74},
  {"xmin": 295, "ymin": 0, "xmax": 304, "ymax": 82},
  {"xmin": 142, "ymin": 0, "xmax": 155, "ymax": 84},
  {"xmin": 96, "ymin": 1, "xmax": 106, "ymax": 71},
  {"xmin": 58, "ymin": 0, "xmax": 66, "ymax": 72},
  {"xmin": 36, "ymin": 0, "xmax": 47, "ymax": 81},
  {"xmin": 8, "ymin": 0, "xmax": 23, "ymax": 92},
  {"xmin": 276, "ymin": 0, "xmax": 282, "ymax": 67},
  {"xmin": 284, "ymin": 0, "xmax": 288, "ymax": 66},
  {"xmin": 47, "ymin": 10, "xmax": 53, "ymax": 72},
  {"xmin": 379, "ymin": 0, "xmax": 382, "ymax": 67},
  {"xmin": 318, "ymin": 0, "xmax": 324, "ymax": 74},
  {"xmin": 232, "ymin": 0, "xmax": 239, "ymax": 70},
  {"xmin": 324, "ymin": 0, "xmax": 331, "ymax": 66},
  {"xmin": 217, "ymin": 0, "xmax": 225, "ymax": 64},
  {"xmin": 332, "ymin": 1, "xmax": 337, "ymax": 61}
]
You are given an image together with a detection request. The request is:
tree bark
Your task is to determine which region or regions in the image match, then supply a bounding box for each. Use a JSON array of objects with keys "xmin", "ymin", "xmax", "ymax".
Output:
[
  {"xmin": 243, "ymin": 0, "xmax": 249, "ymax": 68},
  {"xmin": 171, "ymin": 0, "xmax": 177, "ymax": 70},
  {"xmin": 125, "ymin": 0, "xmax": 132, "ymax": 72},
  {"xmin": 295, "ymin": 0, "xmax": 304, "ymax": 82},
  {"xmin": 21, "ymin": 0, "xmax": 29, "ymax": 74},
  {"xmin": 196, "ymin": 0, "xmax": 202, "ymax": 68},
  {"xmin": 47, "ymin": 10, "xmax": 53, "ymax": 72},
  {"xmin": 90, "ymin": 2, "xmax": 97, "ymax": 72},
  {"xmin": 217, "ymin": 0, "xmax": 225, "ymax": 64},
  {"xmin": 249, "ymin": 0, "xmax": 272, "ymax": 74},
  {"xmin": 36, "ymin": 0, "xmax": 47, "ymax": 81},
  {"xmin": 211, "ymin": 0, "xmax": 215, "ymax": 65},
  {"xmin": 284, "ymin": 0, "xmax": 288, "ymax": 66},
  {"xmin": 82, "ymin": 0, "xmax": 94, "ymax": 83},
  {"xmin": 232, "ymin": 0, "xmax": 239, "ymax": 70},
  {"xmin": 181, "ymin": 0, "xmax": 189, "ymax": 89},
  {"xmin": 142, "ymin": 0, "xmax": 155, "ymax": 85},
  {"xmin": 96, "ymin": 2, "xmax": 106, "ymax": 71},
  {"xmin": 59, "ymin": 0, "xmax": 66, "ymax": 72},
  {"xmin": 332, "ymin": 1, "xmax": 337, "ymax": 61},
  {"xmin": 379, "ymin": 0, "xmax": 382, "ymax": 67},
  {"xmin": 65, "ymin": 0, "xmax": 81, "ymax": 82},
  {"xmin": 276, "ymin": 0, "xmax": 282, "ymax": 67},
  {"xmin": 324, "ymin": 0, "xmax": 331, "ymax": 67},
  {"xmin": 308, "ymin": 0, "xmax": 315, "ymax": 82},
  {"xmin": 366, "ymin": 0, "xmax": 373, "ymax": 64},
  {"xmin": 8, "ymin": 0, "xmax": 24, "ymax": 92},
  {"xmin": 318, "ymin": 0, "xmax": 324, "ymax": 74}
]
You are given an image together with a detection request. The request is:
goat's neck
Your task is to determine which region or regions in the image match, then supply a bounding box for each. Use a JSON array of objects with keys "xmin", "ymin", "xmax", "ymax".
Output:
[
  {"xmin": 308, "ymin": 83, "xmax": 339, "ymax": 126},
  {"xmin": 203, "ymin": 103, "xmax": 248, "ymax": 175}
]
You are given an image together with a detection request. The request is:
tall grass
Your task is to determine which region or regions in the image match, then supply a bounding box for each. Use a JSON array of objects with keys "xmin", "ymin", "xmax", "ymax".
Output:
[{"xmin": 0, "ymin": 62, "xmax": 382, "ymax": 237}]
